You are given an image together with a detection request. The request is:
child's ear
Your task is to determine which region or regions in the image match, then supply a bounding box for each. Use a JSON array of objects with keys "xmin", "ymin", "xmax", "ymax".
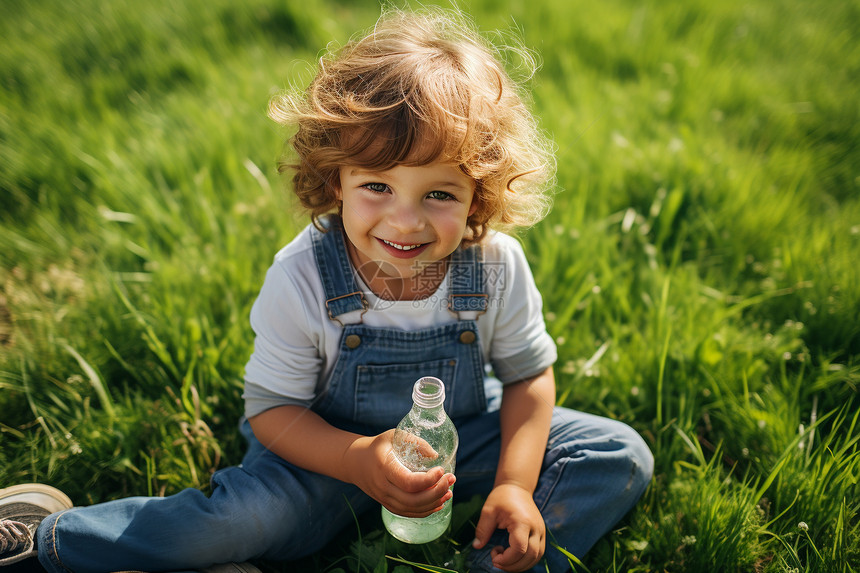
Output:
[{"xmin": 468, "ymin": 197, "xmax": 479, "ymax": 217}]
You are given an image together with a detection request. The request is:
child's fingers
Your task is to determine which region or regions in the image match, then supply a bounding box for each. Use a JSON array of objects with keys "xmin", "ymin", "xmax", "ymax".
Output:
[
  {"xmin": 491, "ymin": 525, "xmax": 544, "ymax": 572},
  {"xmin": 395, "ymin": 432, "xmax": 440, "ymax": 462},
  {"xmin": 387, "ymin": 457, "xmax": 452, "ymax": 493},
  {"xmin": 378, "ymin": 432, "xmax": 455, "ymax": 517},
  {"xmin": 471, "ymin": 508, "xmax": 499, "ymax": 550},
  {"xmin": 384, "ymin": 473, "xmax": 454, "ymax": 517}
]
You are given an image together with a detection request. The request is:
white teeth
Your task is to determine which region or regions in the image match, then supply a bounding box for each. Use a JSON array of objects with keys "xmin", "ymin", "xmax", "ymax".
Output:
[{"xmin": 382, "ymin": 239, "xmax": 422, "ymax": 251}]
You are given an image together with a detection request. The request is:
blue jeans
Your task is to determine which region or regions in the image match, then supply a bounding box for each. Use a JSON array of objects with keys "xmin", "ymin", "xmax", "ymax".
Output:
[{"xmin": 37, "ymin": 408, "xmax": 652, "ymax": 573}]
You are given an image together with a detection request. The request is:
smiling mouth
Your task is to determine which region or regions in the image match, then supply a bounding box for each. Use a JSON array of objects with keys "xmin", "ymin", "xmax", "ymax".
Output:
[{"xmin": 380, "ymin": 238, "xmax": 425, "ymax": 251}]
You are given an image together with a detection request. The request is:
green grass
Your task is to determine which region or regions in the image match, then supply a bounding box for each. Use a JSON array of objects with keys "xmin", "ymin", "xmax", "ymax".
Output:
[{"xmin": 1, "ymin": 0, "xmax": 858, "ymax": 571}]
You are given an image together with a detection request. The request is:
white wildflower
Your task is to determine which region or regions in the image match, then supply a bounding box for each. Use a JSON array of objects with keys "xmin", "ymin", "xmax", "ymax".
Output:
[
  {"xmin": 668, "ymin": 137, "xmax": 684, "ymax": 153},
  {"xmin": 611, "ymin": 131, "xmax": 630, "ymax": 148}
]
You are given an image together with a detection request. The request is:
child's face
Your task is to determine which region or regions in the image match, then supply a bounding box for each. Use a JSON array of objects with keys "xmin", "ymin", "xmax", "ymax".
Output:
[{"xmin": 337, "ymin": 160, "xmax": 477, "ymax": 288}]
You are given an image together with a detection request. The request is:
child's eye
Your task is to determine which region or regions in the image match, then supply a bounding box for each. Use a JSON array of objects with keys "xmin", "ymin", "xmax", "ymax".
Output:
[
  {"xmin": 427, "ymin": 190, "xmax": 455, "ymax": 201},
  {"xmin": 363, "ymin": 183, "xmax": 389, "ymax": 193}
]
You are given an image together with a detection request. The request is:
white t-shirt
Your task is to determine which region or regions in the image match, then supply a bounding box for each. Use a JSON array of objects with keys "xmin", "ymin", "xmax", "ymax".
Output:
[{"xmin": 242, "ymin": 224, "xmax": 557, "ymax": 418}]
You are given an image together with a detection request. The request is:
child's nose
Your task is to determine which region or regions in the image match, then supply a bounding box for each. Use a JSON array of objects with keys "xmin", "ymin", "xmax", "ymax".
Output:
[{"xmin": 388, "ymin": 202, "xmax": 424, "ymax": 233}]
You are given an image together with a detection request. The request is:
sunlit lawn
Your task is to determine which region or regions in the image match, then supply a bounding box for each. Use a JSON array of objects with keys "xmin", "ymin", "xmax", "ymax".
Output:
[{"xmin": 1, "ymin": 0, "xmax": 858, "ymax": 571}]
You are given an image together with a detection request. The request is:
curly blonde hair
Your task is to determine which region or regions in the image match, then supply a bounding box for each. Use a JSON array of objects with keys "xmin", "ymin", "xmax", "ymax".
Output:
[{"xmin": 268, "ymin": 7, "xmax": 555, "ymax": 242}]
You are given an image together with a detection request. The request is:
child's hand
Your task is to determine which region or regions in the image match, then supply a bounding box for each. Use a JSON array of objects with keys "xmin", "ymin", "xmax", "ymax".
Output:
[
  {"xmin": 346, "ymin": 429, "xmax": 455, "ymax": 517},
  {"xmin": 472, "ymin": 483, "xmax": 545, "ymax": 572}
]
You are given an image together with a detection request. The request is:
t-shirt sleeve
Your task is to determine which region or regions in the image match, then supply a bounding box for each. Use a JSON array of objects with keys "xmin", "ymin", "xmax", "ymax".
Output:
[
  {"xmin": 487, "ymin": 237, "xmax": 557, "ymax": 383},
  {"xmin": 242, "ymin": 259, "xmax": 323, "ymax": 418}
]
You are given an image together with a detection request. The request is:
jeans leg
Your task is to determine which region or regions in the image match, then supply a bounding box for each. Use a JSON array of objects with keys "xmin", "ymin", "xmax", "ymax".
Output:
[
  {"xmin": 457, "ymin": 407, "xmax": 653, "ymax": 573},
  {"xmin": 36, "ymin": 420, "xmax": 375, "ymax": 573},
  {"xmin": 538, "ymin": 408, "xmax": 653, "ymax": 571}
]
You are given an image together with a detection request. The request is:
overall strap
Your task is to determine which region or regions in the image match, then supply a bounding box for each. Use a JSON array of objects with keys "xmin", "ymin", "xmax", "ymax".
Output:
[
  {"xmin": 310, "ymin": 215, "xmax": 368, "ymax": 323},
  {"xmin": 448, "ymin": 243, "xmax": 488, "ymax": 317}
]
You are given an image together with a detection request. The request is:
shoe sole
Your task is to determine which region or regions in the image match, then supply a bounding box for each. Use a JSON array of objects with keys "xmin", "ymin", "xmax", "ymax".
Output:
[{"xmin": 0, "ymin": 484, "xmax": 73, "ymax": 514}]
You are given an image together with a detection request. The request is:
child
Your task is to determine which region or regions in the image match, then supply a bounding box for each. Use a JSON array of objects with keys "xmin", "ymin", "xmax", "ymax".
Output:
[{"xmin": 0, "ymin": 8, "xmax": 653, "ymax": 573}]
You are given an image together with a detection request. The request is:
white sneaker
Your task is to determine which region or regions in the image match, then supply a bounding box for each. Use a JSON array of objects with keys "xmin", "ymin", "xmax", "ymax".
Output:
[{"xmin": 0, "ymin": 484, "xmax": 73, "ymax": 566}]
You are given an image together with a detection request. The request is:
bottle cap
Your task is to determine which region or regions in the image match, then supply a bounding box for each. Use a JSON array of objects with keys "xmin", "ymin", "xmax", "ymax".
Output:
[{"xmin": 412, "ymin": 377, "xmax": 445, "ymax": 408}]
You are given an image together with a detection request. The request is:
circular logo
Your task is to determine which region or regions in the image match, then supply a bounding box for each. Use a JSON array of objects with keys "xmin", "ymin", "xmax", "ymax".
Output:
[{"xmin": 355, "ymin": 259, "xmax": 402, "ymax": 310}]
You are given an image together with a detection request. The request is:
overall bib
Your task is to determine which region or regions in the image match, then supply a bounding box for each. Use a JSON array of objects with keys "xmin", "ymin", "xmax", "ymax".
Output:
[
  {"xmin": 36, "ymin": 218, "xmax": 654, "ymax": 573},
  {"xmin": 308, "ymin": 215, "xmax": 491, "ymax": 435}
]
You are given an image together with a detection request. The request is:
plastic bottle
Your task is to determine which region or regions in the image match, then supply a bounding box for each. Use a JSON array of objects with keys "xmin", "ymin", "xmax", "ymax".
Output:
[{"xmin": 381, "ymin": 376, "xmax": 459, "ymax": 544}]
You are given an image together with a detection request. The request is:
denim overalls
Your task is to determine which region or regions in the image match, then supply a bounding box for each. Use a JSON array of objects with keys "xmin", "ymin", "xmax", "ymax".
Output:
[
  {"xmin": 309, "ymin": 215, "xmax": 490, "ymax": 435},
  {"xmin": 36, "ymin": 219, "xmax": 654, "ymax": 573}
]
